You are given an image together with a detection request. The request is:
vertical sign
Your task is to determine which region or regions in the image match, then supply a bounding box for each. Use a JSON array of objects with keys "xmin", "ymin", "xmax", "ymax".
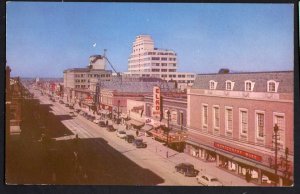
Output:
[{"xmin": 152, "ymin": 86, "xmax": 161, "ymax": 118}]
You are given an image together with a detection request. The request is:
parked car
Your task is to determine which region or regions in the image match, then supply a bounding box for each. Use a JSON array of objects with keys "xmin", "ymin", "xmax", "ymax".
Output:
[
  {"xmin": 93, "ymin": 118, "xmax": 101, "ymax": 124},
  {"xmin": 196, "ymin": 174, "xmax": 223, "ymax": 186},
  {"xmin": 69, "ymin": 106, "xmax": 74, "ymax": 110},
  {"xmin": 69, "ymin": 112, "xmax": 76, "ymax": 117},
  {"xmin": 116, "ymin": 130, "xmax": 127, "ymax": 139},
  {"xmin": 133, "ymin": 139, "xmax": 147, "ymax": 148},
  {"xmin": 65, "ymin": 104, "xmax": 69, "ymax": 107},
  {"xmin": 107, "ymin": 125, "xmax": 116, "ymax": 132},
  {"xmin": 175, "ymin": 163, "xmax": 199, "ymax": 177},
  {"xmin": 99, "ymin": 121, "xmax": 106, "ymax": 127},
  {"xmin": 89, "ymin": 116, "xmax": 95, "ymax": 121},
  {"xmin": 59, "ymin": 100, "xmax": 64, "ymax": 104},
  {"xmin": 124, "ymin": 135, "xmax": 135, "ymax": 143}
]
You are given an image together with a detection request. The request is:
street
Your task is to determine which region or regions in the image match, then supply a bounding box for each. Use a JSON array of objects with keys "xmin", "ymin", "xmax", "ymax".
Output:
[{"xmin": 22, "ymin": 87, "xmax": 255, "ymax": 186}]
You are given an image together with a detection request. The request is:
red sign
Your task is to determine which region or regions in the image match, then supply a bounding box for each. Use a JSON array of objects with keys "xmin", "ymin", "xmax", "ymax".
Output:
[
  {"xmin": 100, "ymin": 103, "xmax": 112, "ymax": 111},
  {"xmin": 214, "ymin": 142, "xmax": 262, "ymax": 162},
  {"xmin": 152, "ymin": 86, "xmax": 161, "ymax": 117}
]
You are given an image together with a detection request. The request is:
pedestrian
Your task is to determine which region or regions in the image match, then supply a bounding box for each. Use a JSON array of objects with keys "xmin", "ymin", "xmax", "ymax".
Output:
[
  {"xmin": 106, "ymin": 120, "xmax": 108, "ymax": 126},
  {"xmin": 136, "ymin": 129, "xmax": 139, "ymax": 137}
]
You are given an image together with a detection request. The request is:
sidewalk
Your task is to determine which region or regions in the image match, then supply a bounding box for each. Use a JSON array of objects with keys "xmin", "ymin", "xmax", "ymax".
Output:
[{"xmin": 142, "ymin": 135, "xmax": 256, "ymax": 186}]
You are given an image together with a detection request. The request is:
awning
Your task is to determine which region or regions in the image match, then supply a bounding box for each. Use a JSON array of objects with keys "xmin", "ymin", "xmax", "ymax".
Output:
[
  {"xmin": 215, "ymin": 150, "xmax": 235, "ymax": 160},
  {"xmin": 185, "ymin": 140, "xmax": 216, "ymax": 153},
  {"xmin": 141, "ymin": 124, "xmax": 153, "ymax": 131},
  {"xmin": 128, "ymin": 119, "xmax": 144, "ymax": 127}
]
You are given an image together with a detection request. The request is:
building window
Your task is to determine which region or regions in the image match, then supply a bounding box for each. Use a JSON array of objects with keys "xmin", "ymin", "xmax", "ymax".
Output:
[
  {"xmin": 179, "ymin": 112, "xmax": 184, "ymax": 126},
  {"xmin": 239, "ymin": 109, "xmax": 248, "ymax": 139},
  {"xmin": 267, "ymin": 80, "xmax": 279, "ymax": 92},
  {"xmin": 213, "ymin": 106, "xmax": 220, "ymax": 134},
  {"xmin": 171, "ymin": 110, "xmax": 177, "ymax": 124},
  {"xmin": 245, "ymin": 80, "xmax": 255, "ymax": 92},
  {"xmin": 202, "ymin": 104, "xmax": 208, "ymax": 131},
  {"xmin": 225, "ymin": 107, "xmax": 233, "ymax": 136},
  {"xmin": 151, "ymin": 57, "xmax": 160, "ymax": 60},
  {"xmin": 226, "ymin": 80, "xmax": 235, "ymax": 91},
  {"xmin": 256, "ymin": 111, "xmax": 265, "ymax": 140},
  {"xmin": 209, "ymin": 80, "xmax": 217, "ymax": 90},
  {"xmin": 273, "ymin": 113, "xmax": 285, "ymax": 150}
]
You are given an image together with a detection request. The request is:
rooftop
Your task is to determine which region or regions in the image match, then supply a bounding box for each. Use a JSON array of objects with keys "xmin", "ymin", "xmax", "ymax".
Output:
[{"xmin": 192, "ymin": 70, "xmax": 293, "ymax": 93}]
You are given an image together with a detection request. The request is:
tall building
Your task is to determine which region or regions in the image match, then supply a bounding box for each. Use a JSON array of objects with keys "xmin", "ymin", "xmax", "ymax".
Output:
[
  {"xmin": 186, "ymin": 71, "xmax": 294, "ymax": 186},
  {"xmin": 63, "ymin": 55, "xmax": 112, "ymax": 104},
  {"xmin": 125, "ymin": 35, "xmax": 196, "ymax": 90}
]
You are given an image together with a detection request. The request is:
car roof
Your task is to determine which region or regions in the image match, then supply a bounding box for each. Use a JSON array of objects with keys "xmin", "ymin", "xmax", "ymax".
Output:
[
  {"xmin": 179, "ymin": 162, "xmax": 193, "ymax": 166},
  {"xmin": 200, "ymin": 174, "xmax": 218, "ymax": 179}
]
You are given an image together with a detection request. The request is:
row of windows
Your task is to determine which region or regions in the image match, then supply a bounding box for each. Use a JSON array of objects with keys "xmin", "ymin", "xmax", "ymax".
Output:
[
  {"xmin": 151, "ymin": 57, "xmax": 176, "ymax": 61},
  {"xmin": 201, "ymin": 104, "xmax": 285, "ymax": 148},
  {"xmin": 75, "ymin": 85, "xmax": 87, "ymax": 89},
  {"xmin": 209, "ymin": 80, "xmax": 279, "ymax": 92},
  {"xmin": 144, "ymin": 52, "xmax": 176, "ymax": 56}
]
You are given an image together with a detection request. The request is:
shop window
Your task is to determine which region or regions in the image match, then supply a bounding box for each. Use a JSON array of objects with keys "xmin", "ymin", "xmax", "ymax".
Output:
[{"xmin": 239, "ymin": 109, "xmax": 248, "ymax": 139}]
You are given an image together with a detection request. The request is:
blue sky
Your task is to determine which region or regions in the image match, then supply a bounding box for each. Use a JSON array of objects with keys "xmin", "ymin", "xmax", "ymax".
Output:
[{"xmin": 7, "ymin": 2, "xmax": 294, "ymax": 78}]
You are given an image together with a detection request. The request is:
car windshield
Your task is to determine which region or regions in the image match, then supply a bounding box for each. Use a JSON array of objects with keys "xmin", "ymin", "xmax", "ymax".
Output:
[
  {"xmin": 119, "ymin": 131, "xmax": 125, "ymax": 134},
  {"xmin": 211, "ymin": 178, "xmax": 219, "ymax": 182}
]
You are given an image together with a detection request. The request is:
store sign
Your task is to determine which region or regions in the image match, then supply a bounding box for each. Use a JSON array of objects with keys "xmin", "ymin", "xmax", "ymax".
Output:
[
  {"xmin": 152, "ymin": 86, "xmax": 161, "ymax": 118},
  {"xmin": 214, "ymin": 142, "xmax": 262, "ymax": 162}
]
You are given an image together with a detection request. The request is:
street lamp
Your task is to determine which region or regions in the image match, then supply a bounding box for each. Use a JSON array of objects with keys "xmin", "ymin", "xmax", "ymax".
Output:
[
  {"xmin": 117, "ymin": 100, "xmax": 120, "ymax": 124},
  {"xmin": 166, "ymin": 110, "xmax": 171, "ymax": 147},
  {"xmin": 273, "ymin": 124, "xmax": 279, "ymax": 185}
]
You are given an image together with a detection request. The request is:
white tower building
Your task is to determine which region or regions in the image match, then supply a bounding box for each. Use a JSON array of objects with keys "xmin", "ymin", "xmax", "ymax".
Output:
[{"xmin": 125, "ymin": 35, "xmax": 195, "ymax": 89}]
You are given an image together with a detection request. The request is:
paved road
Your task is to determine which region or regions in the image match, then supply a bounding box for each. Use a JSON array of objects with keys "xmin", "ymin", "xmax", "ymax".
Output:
[{"xmin": 30, "ymin": 87, "xmax": 255, "ymax": 186}]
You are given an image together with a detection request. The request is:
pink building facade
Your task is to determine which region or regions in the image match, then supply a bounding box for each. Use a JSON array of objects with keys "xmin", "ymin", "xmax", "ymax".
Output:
[{"xmin": 186, "ymin": 71, "xmax": 293, "ymax": 186}]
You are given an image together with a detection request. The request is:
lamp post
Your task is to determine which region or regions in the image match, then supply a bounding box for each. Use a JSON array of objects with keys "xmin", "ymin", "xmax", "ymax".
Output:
[
  {"xmin": 117, "ymin": 100, "xmax": 120, "ymax": 124},
  {"xmin": 166, "ymin": 110, "xmax": 170, "ymax": 147},
  {"xmin": 273, "ymin": 124, "xmax": 279, "ymax": 185}
]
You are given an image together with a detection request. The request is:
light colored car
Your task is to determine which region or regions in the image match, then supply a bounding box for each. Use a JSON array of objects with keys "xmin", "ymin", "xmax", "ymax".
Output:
[
  {"xmin": 93, "ymin": 118, "xmax": 101, "ymax": 124},
  {"xmin": 116, "ymin": 130, "xmax": 127, "ymax": 139},
  {"xmin": 69, "ymin": 112, "xmax": 76, "ymax": 117},
  {"xmin": 196, "ymin": 174, "xmax": 223, "ymax": 186}
]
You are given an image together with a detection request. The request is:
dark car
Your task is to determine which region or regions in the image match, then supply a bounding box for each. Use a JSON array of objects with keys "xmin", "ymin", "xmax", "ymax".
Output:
[
  {"xmin": 59, "ymin": 100, "xmax": 64, "ymax": 104},
  {"xmin": 175, "ymin": 163, "xmax": 199, "ymax": 177},
  {"xmin": 133, "ymin": 139, "xmax": 147, "ymax": 148},
  {"xmin": 124, "ymin": 135, "xmax": 135, "ymax": 143},
  {"xmin": 69, "ymin": 106, "xmax": 74, "ymax": 110},
  {"xmin": 106, "ymin": 125, "xmax": 116, "ymax": 132},
  {"xmin": 99, "ymin": 121, "xmax": 106, "ymax": 127},
  {"xmin": 89, "ymin": 116, "xmax": 95, "ymax": 121}
]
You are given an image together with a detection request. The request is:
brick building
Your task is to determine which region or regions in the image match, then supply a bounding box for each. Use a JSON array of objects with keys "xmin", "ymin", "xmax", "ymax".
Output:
[{"xmin": 186, "ymin": 71, "xmax": 293, "ymax": 186}]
